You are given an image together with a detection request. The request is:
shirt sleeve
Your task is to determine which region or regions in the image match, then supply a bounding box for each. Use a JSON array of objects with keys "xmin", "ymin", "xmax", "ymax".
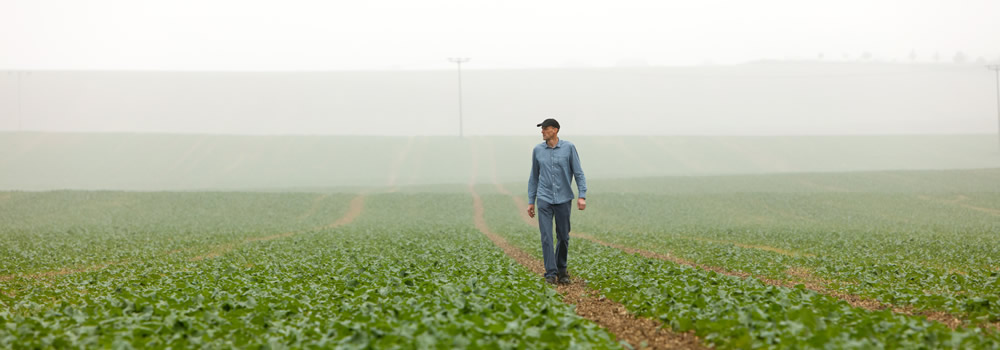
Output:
[
  {"xmin": 527, "ymin": 147, "xmax": 540, "ymax": 205},
  {"xmin": 570, "ymin": 144, "xmax": 587, "ymax": 199}
]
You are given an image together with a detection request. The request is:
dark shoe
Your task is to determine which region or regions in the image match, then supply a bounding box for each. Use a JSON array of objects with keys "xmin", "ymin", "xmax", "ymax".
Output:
[
  {"xmin": 545, "ymin": 276, "xmax": 558, "ymax": 285},
  {"xmin": 558, "ymin": 272, "xmax": 571, "ymax": 285}
]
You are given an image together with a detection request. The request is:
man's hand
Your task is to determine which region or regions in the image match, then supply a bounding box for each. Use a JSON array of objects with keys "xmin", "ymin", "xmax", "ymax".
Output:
[
  {"xmin": 527, "ymin": 204, "xmax": 535, "ymax": 218},
  {"xmin": 578, "ymin": 198, "xmax": 586, "ymax": 210}
]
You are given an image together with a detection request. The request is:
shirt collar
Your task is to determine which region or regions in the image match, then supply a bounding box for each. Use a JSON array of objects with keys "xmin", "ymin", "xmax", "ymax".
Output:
[{"xmin": 545, "ymin": 139, "xmax": 563, "ymax": 149}]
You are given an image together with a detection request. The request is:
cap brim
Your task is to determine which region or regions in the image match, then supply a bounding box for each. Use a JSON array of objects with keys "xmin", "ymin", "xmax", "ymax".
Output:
[{"xmin": 536, "ymin": 123, "xmax": 543, "ymax": 127}]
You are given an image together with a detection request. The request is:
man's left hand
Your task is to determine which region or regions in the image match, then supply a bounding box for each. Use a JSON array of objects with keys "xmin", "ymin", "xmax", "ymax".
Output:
[{"xmin": 577, "ymin": 198, "xmax": 586, "ymax": 211}]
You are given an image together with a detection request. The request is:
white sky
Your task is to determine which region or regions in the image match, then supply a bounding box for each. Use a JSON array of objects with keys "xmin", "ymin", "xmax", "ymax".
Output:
[{"xmin": 2, "ymin": 0, "xmax": 998, "ymax": 71}]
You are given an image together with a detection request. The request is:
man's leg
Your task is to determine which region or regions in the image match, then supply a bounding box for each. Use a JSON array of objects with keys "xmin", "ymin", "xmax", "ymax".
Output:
[
  {"xmin": 536, "ymin": 200, "xmax": 558, "ymax": 278},
  {"xmin": 553, "ymin": 200, "xmax": 572, "ymax": 278}
]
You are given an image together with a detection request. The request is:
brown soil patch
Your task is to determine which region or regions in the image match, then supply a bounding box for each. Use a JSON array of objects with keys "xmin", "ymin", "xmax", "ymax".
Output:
[
  {"xmin": 470, "ymin": 187, "xmax": 704, "ymax": 349},
  {"xmin": 326, "ymin": 194, "xmax": 366, "ymax": 228}
]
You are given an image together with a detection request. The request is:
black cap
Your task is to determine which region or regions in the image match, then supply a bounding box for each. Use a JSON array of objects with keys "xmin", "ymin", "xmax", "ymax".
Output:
[{"xmin": 536, "ymin": 118, "xmax": 560, "ymax": 129}]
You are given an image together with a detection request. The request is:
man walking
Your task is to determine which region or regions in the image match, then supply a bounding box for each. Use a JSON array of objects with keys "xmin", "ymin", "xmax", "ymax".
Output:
[{"xmin": 527, "ymin": 118, "xmax": 587, "ymax": 285}]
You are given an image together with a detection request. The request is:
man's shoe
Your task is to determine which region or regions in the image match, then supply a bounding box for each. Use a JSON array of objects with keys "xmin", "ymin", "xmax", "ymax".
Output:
[
  {"xmin": 558, "ymin": 272, "xmax": 571, "ymax": 285},
  {"xmin": 545, "ymin": 276, "xmax": 558, "ymax": 285}
]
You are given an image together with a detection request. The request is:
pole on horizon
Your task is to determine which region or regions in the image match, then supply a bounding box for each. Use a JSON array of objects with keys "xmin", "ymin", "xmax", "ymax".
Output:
[
  {"xmin": 16, "ymin": 71, "xmax": 22, "ymax": 131},
  {"xmin": 448, "ymin": 58, "xmax": 470, "ymax": 138},
  {"xmin": 990, "ymin": 64, "xmax": 1000, "ymax": 151}
]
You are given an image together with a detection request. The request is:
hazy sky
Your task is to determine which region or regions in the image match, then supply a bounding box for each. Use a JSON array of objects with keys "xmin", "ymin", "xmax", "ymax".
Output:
[{"xmin": 2, "ymin": 0, "xmax": 999, "ymax": 71}]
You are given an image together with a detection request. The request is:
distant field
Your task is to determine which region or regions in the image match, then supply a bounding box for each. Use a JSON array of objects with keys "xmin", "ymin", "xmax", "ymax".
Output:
[{"xmin": 0, "ymin": 132, "xmax": 998, "ymax": 191}]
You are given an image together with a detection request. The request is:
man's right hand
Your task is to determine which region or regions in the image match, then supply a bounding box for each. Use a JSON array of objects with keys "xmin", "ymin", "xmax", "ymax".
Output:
[{"xmin": 527, "ymin": 204, "xmax": 535, "ymax": 219}]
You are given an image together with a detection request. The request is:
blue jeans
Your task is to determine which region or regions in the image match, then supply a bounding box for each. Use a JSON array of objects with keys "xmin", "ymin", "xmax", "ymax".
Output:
[{"xmin": 537, "ymin": 199, "xmax": 571, "ymax": 278}]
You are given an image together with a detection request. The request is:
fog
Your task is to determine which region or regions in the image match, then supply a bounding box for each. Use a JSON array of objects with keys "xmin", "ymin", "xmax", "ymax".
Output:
[
  {"xmin": 2, "ymin": 0, "xmax": 999, "ymax": 136},
  {"xmin": 1, "ymin": 1, "xmax": 999, "ymax": 190},
  {"xmin": 0, "ymin": 63, "xmax": 996, "ymax": 135}
]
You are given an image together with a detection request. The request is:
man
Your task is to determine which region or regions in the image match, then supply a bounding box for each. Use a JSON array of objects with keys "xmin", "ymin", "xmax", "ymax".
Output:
[{"xmin": 527, "ymin": 118, "xmax": 587, "ymax": 285}]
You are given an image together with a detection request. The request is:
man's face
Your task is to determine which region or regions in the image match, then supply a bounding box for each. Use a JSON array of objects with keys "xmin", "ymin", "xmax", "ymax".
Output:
[{"xmin": 541, "ymin": 126, "xmax": 558, "ymax": 141}]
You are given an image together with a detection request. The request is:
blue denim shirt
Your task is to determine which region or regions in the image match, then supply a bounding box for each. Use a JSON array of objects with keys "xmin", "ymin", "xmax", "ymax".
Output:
[{"xmin": 528, "ymin": 139, "xmax": 587, "ymax": 205}]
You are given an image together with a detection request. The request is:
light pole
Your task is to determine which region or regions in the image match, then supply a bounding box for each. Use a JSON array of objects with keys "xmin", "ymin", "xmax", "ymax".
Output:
[
  {"xmin": 990, "ymin": 64, "xmax": 1000, "ymax": 150},
  {"xmin": 17, "ymin": 71, "xmax": 23, "ymax": 131},
  {"xmin": 448, "ymin": 57, "xmax": 470, "ymax": 138}
]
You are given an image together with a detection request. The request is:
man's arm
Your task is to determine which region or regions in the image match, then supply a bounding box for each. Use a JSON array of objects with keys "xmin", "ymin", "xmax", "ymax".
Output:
[
  {"xmin": 527, "ymin": 148, "xmax": 540, "ymax": 205},
  {"xmin": 527, "ymin": 148, "xmax": 539, "ymax": 218},
  {"xmin": 570, "ymin": 144, "xmax": 587, "ymax": 200}
]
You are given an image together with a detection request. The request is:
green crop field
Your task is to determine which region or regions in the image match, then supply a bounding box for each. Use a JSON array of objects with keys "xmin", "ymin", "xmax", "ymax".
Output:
[{"xmin": 2, "ymin": 133, "xmax": 1000, "ymax": 349}]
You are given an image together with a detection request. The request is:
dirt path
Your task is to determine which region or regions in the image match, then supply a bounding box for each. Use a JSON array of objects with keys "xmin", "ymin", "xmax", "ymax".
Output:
[
  {"xmin": 470, "ymin": 141, "xmax": 704, "ymax": 349},
  {"xmin": 325, "ymin": 194, "xmax": 366, "ymax": 228}
]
